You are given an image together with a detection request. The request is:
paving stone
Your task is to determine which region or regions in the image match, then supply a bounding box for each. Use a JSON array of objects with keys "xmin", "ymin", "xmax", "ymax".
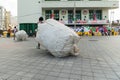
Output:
[
  {"xmin": 33, "ymin": 74, "xmax": 46, "ymax": 80},
  {"xmin": 47, "ymin": 71, "xmax": 60, "ymax": 77},
  {"xmin": 93, "ymin": 72, "xmax": 106, "ymax": 78},
  {"xmin": 58, "ymin": 72, "xmax": 70, "ymax": 78},
  {"xmin": 81, "ymin": 75, "xmax": 93, "ymax": 80},
  {"xmin": 44, "ymin": 76, "xmax": 57, "ymax": 80},
  {"xmin": 69, "ymin": 74, "xmax": 81, "ymax": 79},
  {"xmin": 94, "ymin": 77, "xmax": 107, "ymax": 80},
  {"xmin": 0, "ymin": 37, "xmax": 120, "ymax": 80}
]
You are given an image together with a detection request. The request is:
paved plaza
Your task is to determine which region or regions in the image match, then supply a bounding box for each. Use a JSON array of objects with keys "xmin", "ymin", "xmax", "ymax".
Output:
[{"xmin": 0, "ymin": 36, "xmax": 120, "ymax": 80}]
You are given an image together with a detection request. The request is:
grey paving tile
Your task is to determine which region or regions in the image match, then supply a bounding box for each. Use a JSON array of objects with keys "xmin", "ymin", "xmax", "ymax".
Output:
[
  {"xmin": 52, "ymin": 68, "xmax": 61, "ymax": 72},
  {"xmin": 116, "ymin": 72, "xmax": 120, "ymax": 77},
  {"xmin": 81, "ymin": 71, "xmax": 93, "ymax": 77},
  {"xmin": 61, "ymin": 69, "xmax": 71, "ymax": 73},
  {"xmin": 93, "ymin": 72, "xmax": 106, "ymax": 78},
  {"xmin": 58, "ymin": 72, "xmax": 70, "ymax": 78},
  {"xmin": 0, "ymin": 37, "xmax": 120, "ymax": 80},
  {"xmin": 31, "ymin": 78, "xmax": 42, "ymax": 80},
  {"xmin": 23, "ymin": 72, "xmax": 36, "ymax": 78},
  {"xmin": 47, "ymin": 71, "xmax": 60, "ymax": 77},
  {"xmin": 16, "ymin": 71, "xmax": 27, "ymax": 76},
  {"xmin": 0, "ymin": 73, "xmax": 12, "ymax": 79},
  {"xmin": 107, "ymin": 78, "xmax": 120, "ymax": 80},
  {"xmin": 92, "ymin": 69, "xmax": 103, "ymax": 73},
  {"xmin": 105, "ymin": 74, "xmax": 119, "ymax": 80},
  {"xmin": 94, "ymin": 77, "xmax": 107, "ymax": 80},
  {"xmin": 32, "ymin": 74, "xmax": 46, "ymax": 80},
  {"xmin": 69, "ymin": 74, "xmax": 81, "ymax": 79},
  {"xmin": 81, "ymin": 75, "xmax": 93, "ymax": 80},
  {"xmin": 70, "ymin": 70, "xmax": 81, "ymax": 75},
  {"xmin": 44, "ymin": 76, "xmax": 57, "ymax": 80},
  {"xmin": 37, "ymin": 70, "xmax": 49, "ymax": 75},
  {"xmin": 8, "ymin": 75, "xmax": 23, "ymax": 80},
  {"xmin": 56, "ymin": 77, "xmax": 69, "ymax": 80},
  {"xmin": 22, "ymin": 77, "xmax": 32, "ymax": 80},
  {"xmin": 70, "ymin": 79, "xmax": 81, "ymax": 80}
]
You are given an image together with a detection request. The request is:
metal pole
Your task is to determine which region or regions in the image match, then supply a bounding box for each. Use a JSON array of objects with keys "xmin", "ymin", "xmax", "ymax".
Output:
[
  {"xmin": 110, "ymin": 11, "xmax": 114, "ymax": 28},
  {"xmin": 74, "ymin": 0, "xmax": 76, "ymax": 29},
  {"xmin": 110, "ymin": 6, "xmax": 113, "ymax": 29},
  {"xmin": 110, "ymin": 4, "xmax": 115, "ymax": 28},
  {"xmin": 113, "ymin": 11, "xmax": 114, "ymax": 22}
]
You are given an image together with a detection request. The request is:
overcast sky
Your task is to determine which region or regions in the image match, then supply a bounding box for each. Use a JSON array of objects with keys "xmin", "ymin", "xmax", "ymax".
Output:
[
  {"xmin": 0, "ymin": 0, "xmax": 17, "ymax": 16},
  {"xmin": 0, "ymin": 0, "xmax": 120, "ymax": 20}
]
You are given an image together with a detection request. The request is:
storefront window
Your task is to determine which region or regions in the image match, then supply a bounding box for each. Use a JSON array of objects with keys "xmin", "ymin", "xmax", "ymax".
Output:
[
  {"xmin": 45, "ymin": 10, "xmax": 51, "ymax": 20},
  {"xmin": 96, "ymin": 10, "xmax": 102, "ymax": 20},
  {"xmin": 89, "ymin": 10, "xmax": 94, "ymax": 20},
  {"xmin": 89, "ymin": 10, "xmax": 102, "ymax": 20},
  {"xmin": 54, "ymin": 10, "xmax": 59, "ymax": 20},
  {"xmin": 68, "ymin": 10, "xmax": 81, "ymax": 23},
  {"xmin": 76, "ymin": 10, "xmax": 81, "ymax": 20},
  {"xmin": 45, "ymin": 10, "xmax": 59, "ymax": 20},
  {"xmin": 68, "ymin": 10, "xmax": 73, "ymax": 23}
]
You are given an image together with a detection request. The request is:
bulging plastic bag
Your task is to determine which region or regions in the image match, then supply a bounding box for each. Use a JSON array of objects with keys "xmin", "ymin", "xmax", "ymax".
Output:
[
  {"xmin": 36, "ymin": 19, "xmax": 80, "ymax": 57},
  {"xmin": 15, "ymin": 30, "xmax": 28, "ymax": 41}
]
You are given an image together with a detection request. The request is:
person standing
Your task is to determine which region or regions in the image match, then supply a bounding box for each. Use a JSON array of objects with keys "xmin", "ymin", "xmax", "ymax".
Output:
[
  {"xmin": 13, "ymin": 26, "xmax": 18, "ymax": 40},
  {"xmin": 103, "ymin": 26, "xmax": 108, "ymax": 36},
  {"xmin": 7, "ymin": 26, "xmax": 11, "ymax": 38},
  {"xmin": 34, "ymin": 29, "xmax": 37, "ymax": 37},
  {"xmin": 111, "ymin": 28, "xmax": 114, "ymax": 36},
  {"xmin": 36, "ymin": 17, "xmax": 44, "ymax": 49}
]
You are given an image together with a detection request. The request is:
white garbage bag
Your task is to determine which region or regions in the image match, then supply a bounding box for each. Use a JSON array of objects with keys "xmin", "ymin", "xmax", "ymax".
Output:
[
  {"xmin": 36, "ymin": 19, "xmax": 80, "ymax": 57},
  {"xmin": 15, "ymin": 30, "xmax": 28, "ymax": 41}
]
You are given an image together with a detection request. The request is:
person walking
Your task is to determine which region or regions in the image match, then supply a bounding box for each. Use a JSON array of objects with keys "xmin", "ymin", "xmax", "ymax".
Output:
[
  {"xmin": 36, "ymin": 17, "xmax": 44, "ymax": 49},
  {"xmin": 7, "ymin": 26, "xmax": 11, "ymax": 38},
  {"xmin": 13, "ymin": 26, "xmax": 18, "ymax": 40}
]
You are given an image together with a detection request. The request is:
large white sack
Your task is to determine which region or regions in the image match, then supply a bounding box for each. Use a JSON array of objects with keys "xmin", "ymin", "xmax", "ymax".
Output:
[
  {"xmin": 16, "ymin": 30, "xmax": 28, "ymax": 41},
  {"xmin": 36, "ymin": 19, "xmax": 80, "ymax": 57}
]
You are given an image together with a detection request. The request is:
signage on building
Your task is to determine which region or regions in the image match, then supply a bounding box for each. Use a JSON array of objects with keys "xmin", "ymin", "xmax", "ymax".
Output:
[
  {"xmin": 82, "ymin": 9, "xmax": 88, "ymax": 15},
  {"xmin": 61, "ymin": 9, "xmax": 66, "ymax": 15}
]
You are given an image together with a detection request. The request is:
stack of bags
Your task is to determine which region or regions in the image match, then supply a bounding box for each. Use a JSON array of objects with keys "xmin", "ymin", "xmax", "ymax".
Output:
[{"xmin": 36, "ymin": 19, "xmax": 80, "ymax": 57}]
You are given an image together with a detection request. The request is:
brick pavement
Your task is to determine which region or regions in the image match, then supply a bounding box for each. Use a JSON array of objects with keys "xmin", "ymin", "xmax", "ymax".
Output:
[{"xmin": 0, "ymin": 36, "xmax": 120, "ymax": 80}]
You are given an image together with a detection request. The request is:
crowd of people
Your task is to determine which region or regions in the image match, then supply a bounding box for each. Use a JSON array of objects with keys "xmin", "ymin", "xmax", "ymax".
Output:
[
  {"xmin": 0, "ymin": 26, "xmax": 18, "ymax": 40},
  {"xmin": 70, "ymin": 26, "xmax": 120, "ymax": 36}
]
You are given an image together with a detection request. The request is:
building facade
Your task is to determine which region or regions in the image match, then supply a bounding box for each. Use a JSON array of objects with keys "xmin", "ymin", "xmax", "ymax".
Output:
[
  {"xmin": 0, "ymin": 6, "xmax": 6, "ymax": 30},
  {"xmin": 0, "ymin": 6, "xmax": 11, "ymax": 30},
  {"xmin": 5, "ymin": 11, "xmax": 11, "ymax": 30},
  {"xmin": 10, "ymin": 16, "xmax": 18, "ymax": 29},
  {"xmin": 18, "ymin": 0, "xmax": 119, "ymax": 35}
]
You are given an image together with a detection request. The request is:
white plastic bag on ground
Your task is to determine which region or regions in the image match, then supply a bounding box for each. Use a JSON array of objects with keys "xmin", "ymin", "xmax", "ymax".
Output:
[
  {"xmin": 16, "ymin": 30, "xmax": 28, "ymax": 41},
  {"xmin": 36, "ymin": 19, "xmax": 80, "ymax": 57}
]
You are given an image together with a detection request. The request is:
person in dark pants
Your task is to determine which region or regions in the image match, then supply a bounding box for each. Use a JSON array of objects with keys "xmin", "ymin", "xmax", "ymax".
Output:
[
  {"xmin": 29, "ymin": 30, "xmax": 32, "ymax": 37},
  {"xmin": 34, "ymin": 29, "xmax": 37, "ymax": 37},
  {"xmin": 7, "ymin": 28, "xmax": 11, "ymax": 38},
  {"xmin": 36, "ymin": 17, "xmax": 44, "ymax": 49},
  {"xmin": 108, "ymin": 30, "xmax": 111, "ymax": 36}
]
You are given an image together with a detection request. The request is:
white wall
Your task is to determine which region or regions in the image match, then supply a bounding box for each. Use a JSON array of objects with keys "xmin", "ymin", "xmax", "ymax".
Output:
[
  {"xmin": 102, "ymin": 9, "xmax": 108, "ymax": 20},
  {"xmin": 18, "ymin": 0, "xmax": 119, "ymax": 24},
  {"xmin": 81, "ymin": 9, "xmax": 89, "ymax": 21},
  {"xmin": 41, "ymin": 1, "xmax": 119, "ymax": 8},
  {"xmin": 18, "ymin": 0, "xmax": 42, "ymax": 23},
  {"xmin": 59, "ymin": 9, "xmax": 68, "ymax": 22}
]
